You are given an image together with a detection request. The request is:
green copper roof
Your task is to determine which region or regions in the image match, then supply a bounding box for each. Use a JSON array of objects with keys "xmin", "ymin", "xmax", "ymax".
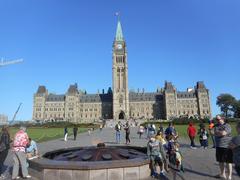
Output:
[{"xmin": 115, "ymin": 20, "xmax": 124, "ymax": 41}]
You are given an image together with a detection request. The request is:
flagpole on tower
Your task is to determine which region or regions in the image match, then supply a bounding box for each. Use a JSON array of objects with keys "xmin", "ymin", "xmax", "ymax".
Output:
[{"xmin": 115, "ymin": 12, "xmax": 120, "ymax": 21}]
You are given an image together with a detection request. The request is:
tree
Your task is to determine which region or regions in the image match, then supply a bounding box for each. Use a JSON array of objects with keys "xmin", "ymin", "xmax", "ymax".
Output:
[
  {"xmin": 216, "ymin": 94, "xmax": 236, "ymax": 117},
  {"xmin": 233, "ymin": 100, "xmax": 240, "ymax": 118}
]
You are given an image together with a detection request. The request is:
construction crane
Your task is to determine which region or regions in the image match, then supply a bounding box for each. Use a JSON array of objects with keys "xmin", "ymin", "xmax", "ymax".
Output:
[
  {"xmin": 9, "ymin": 103, "xmax": 22, "ymax": 125},
  {"xmin": 0, "ymin": 58, "xmax": 23, "ymax": 67}
]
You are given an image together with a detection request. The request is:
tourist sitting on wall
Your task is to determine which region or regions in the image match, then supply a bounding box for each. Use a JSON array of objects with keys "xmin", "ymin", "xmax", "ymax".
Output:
[
  {"xmin": 147, "ymin": 135, "xmax": 167, "ymax": 178},
  {"xmin": 229, "ymin": 122, "xmax": 240, "ymax": 177},
  {"xmin": 26, "ymin": 138, "xmax": 39, "ymax": 159}
]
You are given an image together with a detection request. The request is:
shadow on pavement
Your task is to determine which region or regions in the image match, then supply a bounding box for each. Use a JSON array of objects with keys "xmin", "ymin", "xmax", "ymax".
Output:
[{"xmin": 184, "ymin": 168, "xmax": 215, "ymax": 178}]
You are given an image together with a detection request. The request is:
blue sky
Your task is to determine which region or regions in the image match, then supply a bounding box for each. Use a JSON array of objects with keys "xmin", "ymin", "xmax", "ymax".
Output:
[{"xmin": 0, "ymin": 0, "xmax": 239, "ymax": 120}]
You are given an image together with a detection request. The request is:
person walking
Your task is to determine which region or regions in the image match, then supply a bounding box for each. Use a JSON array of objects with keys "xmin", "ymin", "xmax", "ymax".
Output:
[
  {"xmin": 73, "ymin": 125, "xmax": 78, "ymax": 141},
  {"xmin": 115, "ymin": 121, "xmax": 121, "ymax": 144},
  {"xmin": 100, "ymin": 124, "xmax": 103, "ymax": 132},
  {"xmin": 187, "ymin": 122, "xmax": 197, "ymax": 149},
  {"xmin": 64, "ymin": 127, "xmax": 68, "ymax": 141},
  {"xmin": 199, "ymin": 125, "xmax": 209, "ymax": 149},
  {"xmin": 138, "ymin": 125, "xmax": 144, "ymax": 139},
  {"xmin": 214, "ymin": 115, "xmax": 233, "ymax": 180},
  {"xmin": 148, "ymin": 124, "xmax": 155, "ymax": 139},
  {"xmin": 209, "ymin": 120, "xmax": 216, "ymax": 148},
  {"xmin": 124, "ymin": 122, "xmax": 131, "ymax": 144},
  {"xmin": 229, "ymin": 122, "xmax": 240, "ymax": 177},
  {"xmin": 0, "ymin": 126, "xmax": 11, "ymax": 179},
  {"xmin": 12, "ymin": 126, "xmax": 31, "ymax": 179}
]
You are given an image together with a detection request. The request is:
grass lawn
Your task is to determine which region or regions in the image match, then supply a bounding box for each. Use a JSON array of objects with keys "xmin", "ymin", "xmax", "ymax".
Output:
[{"xmin": 8, "ymin": 127, "xmax": 87, "ymax": 143}]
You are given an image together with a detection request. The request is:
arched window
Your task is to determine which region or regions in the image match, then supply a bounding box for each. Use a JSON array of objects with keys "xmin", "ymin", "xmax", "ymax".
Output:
[{"xmin": 119, "ymin": 95, "xmax": 123, "ymax": 104}]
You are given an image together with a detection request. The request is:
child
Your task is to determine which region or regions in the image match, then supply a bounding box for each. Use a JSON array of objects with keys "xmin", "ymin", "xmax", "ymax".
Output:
[
  {"xmin": 167, "ymin": 136, "xmax": 184, "ymax": 173},
  {"xmin": 174, "ymin": 143, "xmax": 184, "ymax": 172},
  {"xmin": 229, "ymin": 122, "xmax": 240, "ymax": 177},
  {"xmin": 155, "ymin": 131, "xmax": 166, "ymax": 146},
  {"xmin": 199, "ymin": 125, "xmax": 209, "ymax": 149}
]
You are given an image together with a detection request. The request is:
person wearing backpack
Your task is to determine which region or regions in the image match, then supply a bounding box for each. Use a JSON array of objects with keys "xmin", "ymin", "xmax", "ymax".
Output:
[
  {"xmin": 0, "ymin": 126, "xmax": 11, "ymax": 179},
  {"xmin": 115, "ymin": 121, "xmax": 122, "ymax": 144}
]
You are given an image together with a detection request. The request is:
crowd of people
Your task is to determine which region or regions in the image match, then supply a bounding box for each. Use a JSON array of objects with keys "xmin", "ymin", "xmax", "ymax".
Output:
[
  {"xmin": 146, "ymin": 122, "xmax": 184, "ymax": 178},
  {"xmin": 0, "ymin": 115, "xmax": 240, "ymax": 179},
  {"xmin": 112, "ymin": 117, "xmax": 240, "ymax": 179}
]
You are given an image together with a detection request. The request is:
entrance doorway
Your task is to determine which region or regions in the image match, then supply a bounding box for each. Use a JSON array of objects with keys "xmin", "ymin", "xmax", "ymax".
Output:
[{"xmin": 119, "ymin": 111, "xmax": 125, "ymax": 120}]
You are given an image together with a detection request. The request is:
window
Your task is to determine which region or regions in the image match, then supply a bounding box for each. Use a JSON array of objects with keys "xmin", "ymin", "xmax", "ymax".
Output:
[{"xmin": 119, "ymin": 95, "xmax": 123, "ymax": 104}]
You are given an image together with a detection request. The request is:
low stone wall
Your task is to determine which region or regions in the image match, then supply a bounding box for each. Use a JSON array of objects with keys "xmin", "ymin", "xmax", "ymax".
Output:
[{"xmin": 40, "ymin": 165, "xmax": 150, "ymax": 180}]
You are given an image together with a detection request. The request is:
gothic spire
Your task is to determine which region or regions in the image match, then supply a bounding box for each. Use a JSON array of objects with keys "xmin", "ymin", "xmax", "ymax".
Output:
[{"xmin": 115, "ymin": 20, "xmax": 124, "ymax": 41}]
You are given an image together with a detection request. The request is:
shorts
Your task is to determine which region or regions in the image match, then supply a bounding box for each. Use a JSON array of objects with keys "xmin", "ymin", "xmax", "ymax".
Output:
[
  {"xmin": 150, "ymin": 156, "xmax": 163, "ymax": 166},
  {"xmin": 216, "ymin": 147, "xmax": 233, "ymax": 163}
]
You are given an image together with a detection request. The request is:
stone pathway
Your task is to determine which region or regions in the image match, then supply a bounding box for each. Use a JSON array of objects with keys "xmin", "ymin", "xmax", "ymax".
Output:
[{"xmin": 3, "ymin": 127, "xmax": 239, "ymax": 180}]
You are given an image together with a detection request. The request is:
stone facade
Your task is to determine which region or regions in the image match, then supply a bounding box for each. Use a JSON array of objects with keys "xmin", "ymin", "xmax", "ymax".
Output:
[
  {"xmin": 32, "ymin": 20, "xmax": 211, "ymax": 122},
  {"xmin": 0, "ymin": 114, "xmax": 8, "ymax": 125}
]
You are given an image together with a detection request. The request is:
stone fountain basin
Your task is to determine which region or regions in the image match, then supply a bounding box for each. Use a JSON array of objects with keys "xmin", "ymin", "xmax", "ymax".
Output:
[{"xmin": 29, "ymin": 146, "xmax": 150, "ymax": 180}]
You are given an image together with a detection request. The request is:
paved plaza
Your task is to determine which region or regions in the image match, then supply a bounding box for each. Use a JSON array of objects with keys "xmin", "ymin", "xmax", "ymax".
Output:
[{"xmin": 3, "ymin": 127, "xmax": 239, "ymax": 180}]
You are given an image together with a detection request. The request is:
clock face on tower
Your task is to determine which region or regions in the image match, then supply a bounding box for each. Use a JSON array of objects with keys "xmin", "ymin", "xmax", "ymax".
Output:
[{"xmin": 116, "ymin": 44, "xmax": 123, "ymax": 50}]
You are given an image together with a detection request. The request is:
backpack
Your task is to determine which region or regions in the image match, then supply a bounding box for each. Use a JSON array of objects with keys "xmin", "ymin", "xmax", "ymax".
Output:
[
  {"xmin": 0, "ymin": 134, "xmax": 6, "ymax": 152},
  {"xmin": 115, "ymin": 124, "xmax": 120, "ymax": 131}
]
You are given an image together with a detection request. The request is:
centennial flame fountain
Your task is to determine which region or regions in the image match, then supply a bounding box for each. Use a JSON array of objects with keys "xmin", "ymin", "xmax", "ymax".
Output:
[{"xmin": 29, "ymin": 143, "xmax": 150, "ymax": 180}]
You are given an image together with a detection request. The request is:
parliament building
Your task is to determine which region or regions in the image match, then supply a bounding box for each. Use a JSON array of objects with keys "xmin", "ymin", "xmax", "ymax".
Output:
[{"xmin": 33, "ymin": 20, "xmax": 212, "ymax": 122}]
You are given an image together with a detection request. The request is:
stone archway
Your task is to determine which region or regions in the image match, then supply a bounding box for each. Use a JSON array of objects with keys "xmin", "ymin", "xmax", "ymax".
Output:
[{"xmin": 119, "ymin": 111, "xmax": 125, "ymax": 120}]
